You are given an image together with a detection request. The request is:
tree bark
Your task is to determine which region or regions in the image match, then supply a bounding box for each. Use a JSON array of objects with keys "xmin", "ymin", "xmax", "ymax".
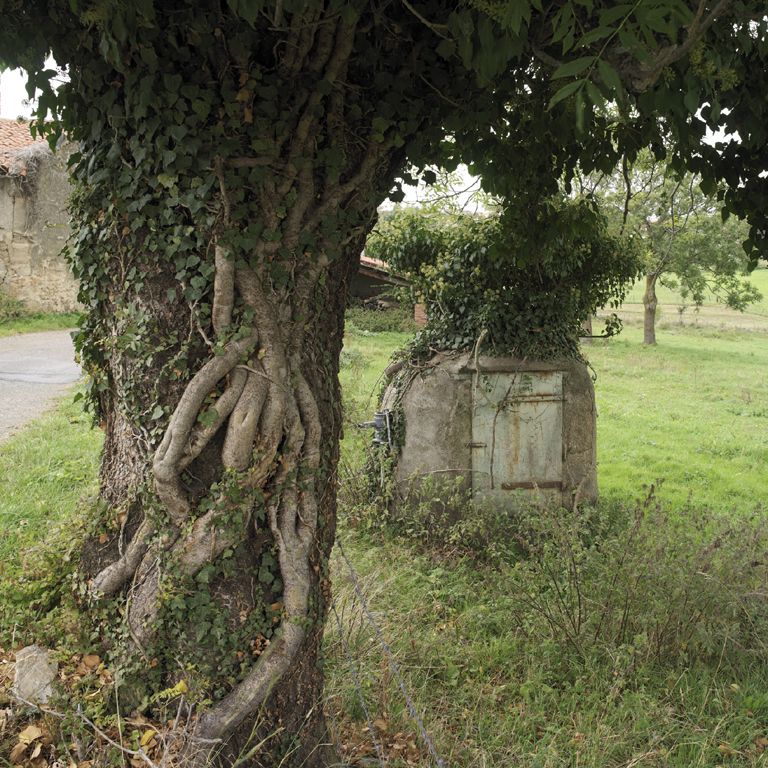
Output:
[
  {"xmin": 57, "ymin": 3, "xmax": 480, "ymax": 766},
  {"xmin": 643, "ymin": 272, "xmax": 659, "ymax": 345}
]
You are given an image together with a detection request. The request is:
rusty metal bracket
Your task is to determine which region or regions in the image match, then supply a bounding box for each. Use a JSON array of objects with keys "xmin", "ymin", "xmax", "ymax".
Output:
[{"xmin": 501, "ymin": 480, "xmax": 566, "ymax": 490}]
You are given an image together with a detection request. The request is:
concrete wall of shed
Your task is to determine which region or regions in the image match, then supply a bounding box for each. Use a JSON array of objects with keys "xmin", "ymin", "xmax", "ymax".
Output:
[
  {"xmin": 0, "ymin": 145, "xmax": 78, "ymax": 313},
  {"xmin": 381, "ymin": 352, "xmax": 598, "ymax": 520}
]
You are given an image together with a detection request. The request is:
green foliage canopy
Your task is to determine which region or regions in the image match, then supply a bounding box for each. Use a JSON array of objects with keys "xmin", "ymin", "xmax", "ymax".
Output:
[
  {"xmin": 367, "ymin": 200, "xmax": 642, "ymax": 360},
  {"xmin": 587, "ymin": 153, "xmax": 763, "ymax": 312}
]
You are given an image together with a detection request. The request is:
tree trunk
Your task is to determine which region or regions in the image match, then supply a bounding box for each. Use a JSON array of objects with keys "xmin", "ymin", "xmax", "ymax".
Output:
[
  {"xmin": 57, "ymin": 3, "xmax": 479, "ymax": 765},
  {"xmin": 643, "ymin": 272, "xmax": 659, "ymax": 345}
]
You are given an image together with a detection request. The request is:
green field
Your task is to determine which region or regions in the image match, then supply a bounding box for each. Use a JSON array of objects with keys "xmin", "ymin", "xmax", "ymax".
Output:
[{"xmin": 600, "ymin": 261, "xmax": 768, "ymax": 332}]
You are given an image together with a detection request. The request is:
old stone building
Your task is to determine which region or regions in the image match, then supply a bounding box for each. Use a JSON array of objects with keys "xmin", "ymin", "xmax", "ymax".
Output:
[{"xmin": 0, "ymin": 118, "xmax": 78, "ymax": 313}]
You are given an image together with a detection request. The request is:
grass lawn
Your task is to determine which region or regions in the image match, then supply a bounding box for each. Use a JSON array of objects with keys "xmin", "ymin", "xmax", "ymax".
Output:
[
  {"xmin": 588, "ymin": 323, "xmax": 768, "ymax": 514},
  {"xmin": 0, "ymin": 310, "xmax": 80, "ymax": 338}
]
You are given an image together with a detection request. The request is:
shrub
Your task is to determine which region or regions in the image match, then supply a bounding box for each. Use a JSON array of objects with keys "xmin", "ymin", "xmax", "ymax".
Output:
[
  {"xmin": 0, "ymin": 292, "xmax": 30, "ymax": 322},
  {"xmin": 347, "ymin": 468, "xmax": 768, "ymax": 668},
  {"xmin": 502, "ymin": 486, "xmax": 768, "ymax": 666}
]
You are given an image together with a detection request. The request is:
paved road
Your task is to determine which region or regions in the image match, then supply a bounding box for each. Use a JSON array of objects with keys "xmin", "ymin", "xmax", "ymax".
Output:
[{"xmin": 0, "ymin": 330, "xmax": 82, "ymax": 444}]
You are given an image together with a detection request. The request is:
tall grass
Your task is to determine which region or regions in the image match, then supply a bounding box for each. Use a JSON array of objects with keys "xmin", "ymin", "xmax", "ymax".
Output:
[{"xmin": 331, "ymin": 320, "xmax": 768, "ymax": 767}]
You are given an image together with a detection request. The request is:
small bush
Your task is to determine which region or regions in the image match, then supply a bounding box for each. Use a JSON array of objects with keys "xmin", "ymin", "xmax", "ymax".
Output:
[
  {"xmin": 340, "ymin": 347, "xmax": 370, "ymax": 370},
  {"xmin": 0, "ymin": 292, "xmax": 30, "ymax": 322},
  {"xmin": 345, "ymin": 306, "xmax": 417, "ymax": 335},
  {"xmin": 498, "ymin": 486, "xmax": 768, "ymax": 666}
]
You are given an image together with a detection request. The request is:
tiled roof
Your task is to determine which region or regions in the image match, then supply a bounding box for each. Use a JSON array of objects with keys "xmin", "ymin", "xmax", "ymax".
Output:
[
  {"xmin": 359, "ymin": 253, "xmax": 409, "ymax": 286},
  {"xmin": 0, "ymin": 118, "xmax": 47, "ymax": 176},
  {"xmin": 360, "ymin": 254, "xmax": 389, "ymax": 270}
]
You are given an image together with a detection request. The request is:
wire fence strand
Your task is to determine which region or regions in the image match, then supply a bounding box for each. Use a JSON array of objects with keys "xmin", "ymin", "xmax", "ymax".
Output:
[
  {"xmin": 330, "ymin": 599, "xmax": 387, "ymax": 767},
  {"xmin": 335, "ymin": 536, "xmax": 447, "ymax": 768},
  {"xmin": 325, "ymin": 692, "xmax": 346, "ymax": 766}
]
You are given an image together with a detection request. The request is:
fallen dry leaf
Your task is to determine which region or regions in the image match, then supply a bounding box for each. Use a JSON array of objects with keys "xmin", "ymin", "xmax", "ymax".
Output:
[
  {"xmin": 19, "ymin": 725, "xmax": 43, "ymax": 743},
  {"xmin": 9, "ymin": 741, "xmax": 27, "ymax": 762},
  {"xmin": 140, "ymin": 728, "xmax": 157, "ymax": 746}
]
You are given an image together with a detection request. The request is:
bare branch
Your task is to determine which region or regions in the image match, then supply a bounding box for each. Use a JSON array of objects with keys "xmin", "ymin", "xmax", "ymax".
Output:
[{"xmin": 401, "ymin": 0, "xmax": 452, "ymax": 41}]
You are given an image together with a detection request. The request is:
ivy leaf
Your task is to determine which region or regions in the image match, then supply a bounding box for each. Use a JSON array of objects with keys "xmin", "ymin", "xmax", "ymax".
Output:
[
  {"xmin": 340, "ymin": 4, "xmax": 358, "ymax": 24},
  {"xmin": 372, "ymin": 116, "xmax": 390, "ymax": 134},
  {"xmin": 198, "ymin": 408, "xmax": 218, "ymax": 427},
  {"xmin": 435, "ymin": 39, "xmax": 456, "ymax": 60},
  {"xmin": 157, "ymin": 173, "xmax": 177, "ymax": 188}
]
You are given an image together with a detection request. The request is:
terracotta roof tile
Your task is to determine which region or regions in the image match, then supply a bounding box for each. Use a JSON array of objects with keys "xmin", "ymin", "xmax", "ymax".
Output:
[
  {"xmin": 0, "ymin": 118, "xmax": 47, "ymax": 175},
  {"xmin": 360, "ymin": 254, "xmax": 388, "ymax": 269}
]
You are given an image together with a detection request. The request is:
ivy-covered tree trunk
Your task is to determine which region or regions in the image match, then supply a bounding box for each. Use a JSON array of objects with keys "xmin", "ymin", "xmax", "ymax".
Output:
[
  {"xmin": 643, "ymin": 272, "xmax": 659, "ymax": 346},
  {"xmin": 54, "ymin": 3, "xmax": 477, "ymax": 765}
]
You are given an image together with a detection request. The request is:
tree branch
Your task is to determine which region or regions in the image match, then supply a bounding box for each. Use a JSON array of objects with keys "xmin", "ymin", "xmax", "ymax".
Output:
[{"xmin": 621, "ymin": 0, "xmax": 732, "ymax": 86}]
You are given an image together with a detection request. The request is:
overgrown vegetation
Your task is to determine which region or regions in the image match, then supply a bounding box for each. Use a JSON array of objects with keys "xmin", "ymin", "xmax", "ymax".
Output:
[
  {"xmin": 328, "ymin": 322, "xmax": 768, "ymax": 766},
  {"xmin": 0, "ymin": 292, "xmax": 28, "ymax": 322},
  {"xmin": 5, "ymin": 0, "xmax": 768, "ymax": 760},
  {"xmin": 366, "ymin": 200, "xmax": 642, "ymax": 361},
  {"xmin": 326, "ymin": 499, "xmax": 768, "ymax": 767},
  {"xmin": 0, "ymin": 293, "xmax": 80, "ymax": 336}
]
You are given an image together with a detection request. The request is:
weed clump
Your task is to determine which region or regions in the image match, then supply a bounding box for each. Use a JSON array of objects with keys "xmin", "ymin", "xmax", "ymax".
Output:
[
  {"xmin": 0, "ymin": 292, "xmax": 29, "ymax": 322},
  {"xmin": 343, "ymin": 470, "xmax": 768, "ymax": 668}
]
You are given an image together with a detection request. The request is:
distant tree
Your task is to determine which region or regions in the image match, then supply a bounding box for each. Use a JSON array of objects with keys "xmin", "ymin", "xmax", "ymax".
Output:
[{"xmin": 585, "ymin": 152, "xmax": 762, "ymax": 344}]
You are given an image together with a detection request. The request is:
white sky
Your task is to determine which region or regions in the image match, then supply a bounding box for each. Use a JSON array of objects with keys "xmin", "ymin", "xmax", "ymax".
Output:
[{"xmin": 0, "ymin": 68, "xmax": 34, "ymax": 119}]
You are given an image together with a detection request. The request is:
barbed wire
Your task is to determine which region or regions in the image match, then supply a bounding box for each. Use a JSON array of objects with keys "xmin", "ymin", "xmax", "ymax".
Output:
[
  {"xmin": 335, "ymin": 536, "xmax": 447, "ymax": 768},
  {"xmin": 330, "ymin": 600, "xmax": 386, "ymax": 767},
  {"xmin": 325, "ymin": 689, "xmax": 345, "ymax": 766}
]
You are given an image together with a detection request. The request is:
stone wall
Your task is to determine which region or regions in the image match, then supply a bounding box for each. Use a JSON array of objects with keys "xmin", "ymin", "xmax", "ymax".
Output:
[{"xmin": 0, "ymin": 144, "xmax": 78, "ymax": 313}]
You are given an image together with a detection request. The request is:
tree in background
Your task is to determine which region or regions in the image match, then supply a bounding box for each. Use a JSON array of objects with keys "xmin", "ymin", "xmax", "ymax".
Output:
[
  {"xmin": 2, "ymin": 1, "xmax": 768, "ymax": 765},
  {"xmin": 583, "ymin": 153, "xmax": 762, "ymax": 344}
]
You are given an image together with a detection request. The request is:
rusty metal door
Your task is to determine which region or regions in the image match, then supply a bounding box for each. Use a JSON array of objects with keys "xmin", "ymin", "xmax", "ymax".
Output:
[{"xmin": 471, "ymin": 371, "xmax": 563, "ymax": 506}]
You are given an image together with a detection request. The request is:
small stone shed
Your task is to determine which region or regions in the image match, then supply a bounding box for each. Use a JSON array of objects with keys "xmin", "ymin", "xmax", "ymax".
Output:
[
  {"xmin": 381, "ymin": 352, "xmax": 598, "ymax": 515},
  {"xmin": 0, "ymin": 118, "xmax": 78, "ymax": 313}
]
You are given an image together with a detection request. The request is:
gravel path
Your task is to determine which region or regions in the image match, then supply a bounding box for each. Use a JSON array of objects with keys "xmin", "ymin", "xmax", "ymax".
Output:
[{"xmin": 0, "ymin": 330, "xmax": 82, "ymax": 444}]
